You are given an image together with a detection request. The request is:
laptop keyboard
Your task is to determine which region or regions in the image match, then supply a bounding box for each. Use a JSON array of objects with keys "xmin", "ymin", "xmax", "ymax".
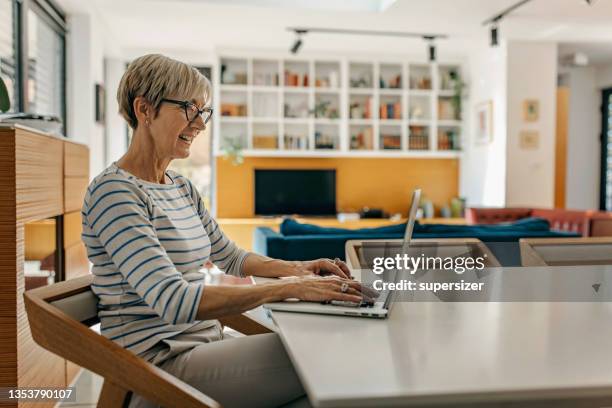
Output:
[{"xmin": 321, "ymin": 288, "xmax": 389, "ymax": 308}]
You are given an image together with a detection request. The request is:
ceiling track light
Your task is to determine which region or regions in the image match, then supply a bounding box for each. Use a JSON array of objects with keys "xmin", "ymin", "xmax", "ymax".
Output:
[
  {"xmin": 482, "ymin": 0, "xmax": 532, "ymax": 48},
  {"xmin": 286, "ymin": 27, "xmax": 448, "ymax": 59},
  {"xmin": 423, "ymin": 36, "xmax": 436, "ymax": 62},
  {"xmin": 490, "ymin": 24, "xmax": 499, "ymax": 47},
  {"xmin": 290, "ymin": 29, "xmax": 307, "ymax": 54},
  {"xmin": 482, "ymin": 0, "xmax": 596, "ymax": 48}
]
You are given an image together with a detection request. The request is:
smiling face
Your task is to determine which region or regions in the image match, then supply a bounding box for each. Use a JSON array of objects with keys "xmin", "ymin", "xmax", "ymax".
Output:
[{"xmin": 148, "ymin": 96, "xmax": 208, "ymax": 160}]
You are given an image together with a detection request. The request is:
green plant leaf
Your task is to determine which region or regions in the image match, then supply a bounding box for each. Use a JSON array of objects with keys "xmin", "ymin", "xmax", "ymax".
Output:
[{"xmin": 0, "ymin": 77, "xmax": 9, "ymax": 112}]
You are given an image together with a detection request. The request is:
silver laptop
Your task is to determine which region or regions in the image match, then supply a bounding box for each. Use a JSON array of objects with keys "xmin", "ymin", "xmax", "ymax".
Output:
[{"xmin": 264, "ymin": 189, "xmax": 422, "ymax": 319}]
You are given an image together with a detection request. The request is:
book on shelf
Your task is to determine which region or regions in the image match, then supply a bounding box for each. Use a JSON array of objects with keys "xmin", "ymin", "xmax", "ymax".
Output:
[
  {"xmin": 394, "ymin": 103, "xmax": 401, "ymax": 119},
  {"xmin": 284, "ymin": 135, "xmax": 308, "ymax": 150},
  {"xmin": 379, "ymin": 103, "xmax": 402, "ymax": 120},
  {"xmin": 253, "ymin": 135, "xmax": 278, "ymax": 149},
  {"xmin": 221, "ymin": 103, "xmax": 247, "ymax": 117},
  {"xmin": 409, "ymin": 127, "xmax": 429, "ymax": 150},
  {"xmin": 381, "ymin": 134, "xmax": 401, "ymax": 150}
]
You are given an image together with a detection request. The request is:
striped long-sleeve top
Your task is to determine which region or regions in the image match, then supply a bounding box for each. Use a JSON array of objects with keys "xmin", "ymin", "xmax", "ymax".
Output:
[{"xmin": 81, "ymin": 163, "xmax": 248, "ymax": 357}]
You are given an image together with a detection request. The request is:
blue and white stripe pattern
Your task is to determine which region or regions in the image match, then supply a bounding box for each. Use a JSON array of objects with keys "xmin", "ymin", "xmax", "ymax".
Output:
[{"xmin": 82, "ymin": 164, "xmax": 248, "ymax": 357}]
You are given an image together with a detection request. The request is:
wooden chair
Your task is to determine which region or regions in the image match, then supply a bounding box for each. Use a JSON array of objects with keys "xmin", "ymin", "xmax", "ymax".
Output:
[
  {"xmin": 24, "ymin": 275, "xmax": 273, "ymax": 408},
  {"xmin": 520, "ymin": 237, "xmax": 612, "ymax": 267},
  {"xmin": 345, "ymin": 238, "xmax": 501, "ymax": 272}
]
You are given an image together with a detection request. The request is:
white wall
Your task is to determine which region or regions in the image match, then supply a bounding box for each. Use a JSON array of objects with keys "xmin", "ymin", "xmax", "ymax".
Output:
[
  {"xmin": 596, "ymin": 65, "xmax": 612, "ymax": 89},
  {"xmin": 66, "ymin": 14, "xmax": 104, "ymax": 178},
  {"xmin": 65, "ymin": 11, "xmax": 123, "ymax": 180},
  {"xmin": 461, "ymin": 43, "xmax": 508, "ymax": 207},
  {"xmin": 66, "ymin": 14, "xmax": 93, "ymax": 147},
  {"xmin": 104, "ymin": 58, "xmax": 128, "ymax": 164},
  {"xmin": 564, "ymin": 66, "xmax": 600, "ymax": 209},
  {"xmin": 505, "ymin": 41, "xmax": 558, "ymax": 208},
  {"xmin": 462, "ymin": 41, "xmax": 558, "ymax": 209}
]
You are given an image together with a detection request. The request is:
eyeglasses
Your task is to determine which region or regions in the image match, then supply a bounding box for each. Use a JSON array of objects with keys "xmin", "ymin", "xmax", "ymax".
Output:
[{"xmin": 162, "ymin": 98, "xmax": 213, "ymax": 125}]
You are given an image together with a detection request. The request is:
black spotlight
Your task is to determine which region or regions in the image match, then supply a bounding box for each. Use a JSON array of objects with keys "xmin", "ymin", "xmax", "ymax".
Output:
[
  {"xmin": 490, "ymin": 25, "xmax": 499, "ymax": 47},
  {"xmin": 290, "ymin": 30, "xmax": 307, "ymax": 54},
  {"xmin": 429, "ymin": 43, "xmax": 436, "ymax": 62},
  {"xmin": 290, "ymin": 38, "xmax": 303, "ymax": 54}
]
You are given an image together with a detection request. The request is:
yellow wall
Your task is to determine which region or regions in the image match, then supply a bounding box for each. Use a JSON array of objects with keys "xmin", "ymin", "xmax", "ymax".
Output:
[{"xmin": 216, "ymin": 157, "xmax": 459, "ymax": 218}]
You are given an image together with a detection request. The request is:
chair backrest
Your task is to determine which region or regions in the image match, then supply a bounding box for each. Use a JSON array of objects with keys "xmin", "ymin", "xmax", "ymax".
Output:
[
  {"xmin": 466, "ymin": 208, "xmax": 533, "ymax": 225},
  {"xmin": 520, "ymin": 237, "xmax": 612, "ymax": 267},
  {"xmin": 24, "ymin": 275, "xmax": 220, "ymax": 408}
]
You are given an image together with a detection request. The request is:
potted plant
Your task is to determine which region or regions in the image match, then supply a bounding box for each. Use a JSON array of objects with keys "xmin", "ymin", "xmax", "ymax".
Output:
[
  {"xmin": 0, "ymin": 77, "xmax": 10, "ymax": 112},
  {"xmin": 449, "ymin": 71, "xmax": 466, "ymax": 121},
  {"xmin": 221, "ymin": 137, "xmax": 244, "ymax": 166}
]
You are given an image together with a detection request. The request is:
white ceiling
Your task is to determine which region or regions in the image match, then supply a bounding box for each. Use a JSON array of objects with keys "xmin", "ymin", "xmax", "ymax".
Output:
[{"xmin": 57, "ymin": 0, "xmax": 612, "ymax": 60}]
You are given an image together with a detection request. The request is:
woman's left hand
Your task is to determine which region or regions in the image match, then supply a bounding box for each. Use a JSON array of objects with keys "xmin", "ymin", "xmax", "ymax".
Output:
[{"xmin": 294, "ymin": 258, "xmax": 353, "ymax": 279}]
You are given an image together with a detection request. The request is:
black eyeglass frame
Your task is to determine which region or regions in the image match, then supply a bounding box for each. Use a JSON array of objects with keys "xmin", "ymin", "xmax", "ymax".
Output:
[{"xmin": 161, "ymin": 98, "xmax": 213, "ymax": 125}]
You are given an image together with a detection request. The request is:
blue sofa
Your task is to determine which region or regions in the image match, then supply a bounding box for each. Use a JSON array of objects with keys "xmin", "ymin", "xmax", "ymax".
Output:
[{"xmin": 252, "ymin": 218, "xmax": 579, "ymax": 266}]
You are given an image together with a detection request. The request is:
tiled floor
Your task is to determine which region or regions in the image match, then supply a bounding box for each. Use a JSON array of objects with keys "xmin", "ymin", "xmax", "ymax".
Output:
[{"xmin": 59, "ymin": 369, "xmax": 103, "ymax": 407}]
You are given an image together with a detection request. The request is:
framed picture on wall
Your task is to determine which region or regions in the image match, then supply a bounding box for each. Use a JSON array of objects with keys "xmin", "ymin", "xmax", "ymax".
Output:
[
  {"xmin": 520, "ymin": 130, "xmax": 540, "ymax": 150},
  {"xmin": 475, "ymin": 101, "xmax": 493, "ymax": 145},
  {"xmin": 95, "ymin": 84, "xmax": 106, "ymax": 124},
  {"xmin": 523, "ymin": 99, "xmax": 539, "ymax": 122}
]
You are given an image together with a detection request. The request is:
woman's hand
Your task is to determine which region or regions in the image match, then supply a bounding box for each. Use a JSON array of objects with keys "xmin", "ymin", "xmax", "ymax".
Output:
[
  {"xmin": 294, "ymin": 258, "xmax": 353, "ymax": 279},
  {"xmin": 283, "ymin": 276, "xmax": 379, "ymax": 304},
  {"xmin": 195, "ymin": 275, "xmax": 380, "ymax": 321}
]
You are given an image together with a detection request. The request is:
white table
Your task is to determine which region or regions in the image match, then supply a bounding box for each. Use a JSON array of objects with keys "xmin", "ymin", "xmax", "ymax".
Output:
[{"xmin": 266, "ymin": 266, "xmax": 612, "ymax": 407}]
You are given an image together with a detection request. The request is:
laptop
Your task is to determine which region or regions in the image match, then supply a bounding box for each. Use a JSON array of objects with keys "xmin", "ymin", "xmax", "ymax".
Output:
[{"xmin": 263, "ymin": 189, "xmax": 422, "ymax": 319}]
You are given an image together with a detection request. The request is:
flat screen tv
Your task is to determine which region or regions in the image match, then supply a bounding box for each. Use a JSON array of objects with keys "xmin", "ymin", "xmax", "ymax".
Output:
[{"xmin": 255, "ymin": 169, "xmax": 336, "ymax": 216}]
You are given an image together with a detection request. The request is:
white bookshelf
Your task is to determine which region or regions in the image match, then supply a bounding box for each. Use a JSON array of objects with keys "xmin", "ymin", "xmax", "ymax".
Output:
[{"xmin": 215, "ymin": 55, "xmax": 464, "ymax": 157}]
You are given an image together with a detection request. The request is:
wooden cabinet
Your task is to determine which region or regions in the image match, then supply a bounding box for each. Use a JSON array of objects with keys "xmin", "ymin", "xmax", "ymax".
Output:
[
  {"xmin": 64, "ymin": 141, "xmax": 89, "ymax": 213},
  {"xmin": 0, "ymin": 125, "xmax": 90, "ymax": 407}
]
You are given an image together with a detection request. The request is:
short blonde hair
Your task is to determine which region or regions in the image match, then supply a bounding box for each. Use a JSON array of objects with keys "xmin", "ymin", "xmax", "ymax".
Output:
[{"xmin": 117, "ymin": 54, "xmax": 212, "ymax": 129}]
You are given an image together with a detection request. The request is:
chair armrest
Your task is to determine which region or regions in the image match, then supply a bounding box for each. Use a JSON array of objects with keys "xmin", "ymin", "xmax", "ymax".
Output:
[
  {"xmin": 531, "ymin": 209, "xmax": 590, "ymax": 236},
  {"xmin": 24, "ymin": 290, "xmax": 220, "ymax": 408},
  {"xmin": 252, "ymin": 227, "xmax": 285, "ymax": 257},
  {"xmin": 219, "ymin": 313, "xmax": 273, "ymax": 335}
]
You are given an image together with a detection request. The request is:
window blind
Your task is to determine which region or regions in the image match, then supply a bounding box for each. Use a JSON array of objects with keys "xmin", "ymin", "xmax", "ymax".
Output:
[
  {"xmin": 27, "ymin": 7, "xmax": 64, "ymax": 122},
  {"xmin": 0, "ymin": 0, "xmax": 18, "ymax": 112}
]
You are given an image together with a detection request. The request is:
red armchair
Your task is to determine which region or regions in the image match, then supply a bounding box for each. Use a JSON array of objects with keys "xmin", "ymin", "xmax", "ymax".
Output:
[{"xmin": 466, "ymin": 207, "xmax": 612, "ymax": 237}]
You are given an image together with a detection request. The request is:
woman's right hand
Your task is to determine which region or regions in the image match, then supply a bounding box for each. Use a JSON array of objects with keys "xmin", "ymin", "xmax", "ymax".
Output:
[{"xmin": 282, "ymin": 276, "xmax": 379, "ymax": 304}]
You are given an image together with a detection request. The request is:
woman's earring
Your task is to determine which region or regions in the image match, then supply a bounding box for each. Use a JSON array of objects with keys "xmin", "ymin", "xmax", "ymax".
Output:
[{"xmin": 145, "ymin": 119, "xmax": 150, "ymax": 126}]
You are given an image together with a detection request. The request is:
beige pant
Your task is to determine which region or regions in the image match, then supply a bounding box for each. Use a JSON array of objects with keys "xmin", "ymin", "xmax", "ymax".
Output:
[{"xmin": 129, "ymin": 333, "xmax": 309, "ymax": 408}]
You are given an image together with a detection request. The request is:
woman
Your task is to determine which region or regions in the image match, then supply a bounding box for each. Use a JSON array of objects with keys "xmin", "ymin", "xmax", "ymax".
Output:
[{"xmin": 81, "ymin": 54, "xmax": 374, "ymax": 408}]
